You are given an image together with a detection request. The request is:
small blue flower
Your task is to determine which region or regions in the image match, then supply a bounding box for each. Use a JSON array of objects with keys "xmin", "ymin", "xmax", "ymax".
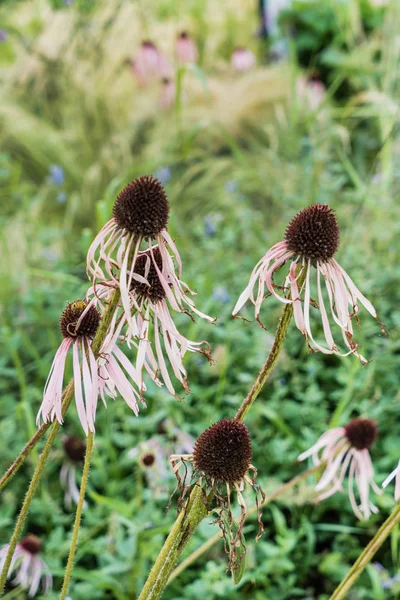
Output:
[
  {"xmin": 57, "ymin": 192, "xmax": 67, "ymax": 204},
  {"xmin": 154, "ymin": 167, "xmax": 171, "ymax": 185},
  {"xmin": 0, "ymin": 30, "xmax": 8, "ymax": 43},
  {"xmin": 48, "ymin": 164, "xmax": 64, "ymax": 186},
  {"xmin": 224, "ymin": 180, "xmax": 238, "ymax": 193},
  {"xmin": 204, "ymin": 215, "xmax": 217, "ymax": 236},
  {"xmin": 212, "ymin": 286, "xmax": 231, "ymax": 304}
]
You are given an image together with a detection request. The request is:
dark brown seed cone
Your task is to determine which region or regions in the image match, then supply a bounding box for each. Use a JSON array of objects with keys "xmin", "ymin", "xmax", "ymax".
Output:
[
  {"xmin": 285, "ymin": 204, "xmax": 339, "ymax": 262},
  {"xmin": 60, "ymin": 301, "xmax": 100, "ymax": 339},
  {"xmin": 20, "ymin": 535, "xmax": 42, "ymax": 555},
  {"xmin": 63, "ymin": 435, "xmax": 86, "ymax": 462},
  {"xmin": 131, "ymin": 248, "xmax": 166, "ymax": 303},
  {"xmin": 141, "ymin": 452, "xmax": 156, "ymax": 467},
  {"xmin": 193, "ymin": 419, "xmax": 252, "ymax": 484},
  {"xmin": 179, "ymin": 31, "xmax": 188, "ymax": 39},
  {"xmin": 112, "ymin": 176, "xmax": 169, "ymax": 237},
  {"xmin": 344, "ymin": 418, "xmax": 378, "ymax": 450}
]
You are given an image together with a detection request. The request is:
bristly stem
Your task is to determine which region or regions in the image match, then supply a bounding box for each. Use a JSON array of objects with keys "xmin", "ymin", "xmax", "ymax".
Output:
[
  {"xmin": 137, "ymin": 486, "xmax": 207, "ymax": 600},
  {"xmin": 60, "ymin": 431, "xmax": 95, "ymax": 600},
  {"xmin": 0, "ymin": 421, "xmax": 61, "ymax": 594},
  {"xmin": 235, "ymin": 267, "xmax": 306, "ymax": 422},
  {"xmin": 0, "ymin": 290, "xmax": 121, "ymax": 493},
  {"xmin": 330, "ymin": 502, "xmax": 400, "ymax": 600}
]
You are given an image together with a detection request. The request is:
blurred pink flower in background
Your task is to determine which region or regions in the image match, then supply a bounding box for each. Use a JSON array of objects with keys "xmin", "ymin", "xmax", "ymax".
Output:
[
  {"xmin": 0, "ymin": 536, "xmax": 52, "ymax": 597},
  {"xmin": 159, "ymin": 77, "xmax": 176, "ymax": 109},
  {"xmin": 296, "ymin": 76, "xmax": 326, "ymax": 111},
  {"xmin": 176, "ymin": 31, "xmax": 198, "ymax": 64},
  {"xmin": 132, "ymin": 40, "xmax": 171, "ymax": 85},
  {"xmin": 231, "ymin": 47, "xmax": 256, "ymax": 72}
]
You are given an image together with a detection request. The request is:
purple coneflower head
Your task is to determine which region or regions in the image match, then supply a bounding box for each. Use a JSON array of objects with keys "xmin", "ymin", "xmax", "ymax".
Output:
[
  {"xmin": 233, "ymin": 204, "xmax": 384, "ymax": 363},
  {"xmin": 37, "ymin": 300, "xmax": 142, "ymax": 435},
  {"xmin": 169, "ymin": 419, "xmax": 264, "ymax": 571},
  {"xmin": 0, "ymin": 535, "xmax": 52, "ymax": 597},
  {"xmin": 231, "ymin": 47, "xmax": 256, "ymax": 72},
  {"xmin": 298, "ymin": 418, "xmax": 381, "ymax": 520},
  {"xmin": 132, "ymin": 40, "xmax": 167, "ymax": 85},
  {"xmin": 87, "ymin": 177, "xmax": 214, "ymax": 398},
  {"xmin": 382, "ymin": 459, "xmax": 400, "ymax": 500},
  {"xmin": 60, "ymin": 435, "xmax": 87, "ymax": 509},
  {"xmin": 129, "ymin": 438, "xmax": 169, "ymax": 494},
  {"xmin": 296, "ymin": 76, "xmax": 326, "ymax": 111},
  {"xmin": 176, "ymin": 31, "xmax": 198, "ymax": 64}
]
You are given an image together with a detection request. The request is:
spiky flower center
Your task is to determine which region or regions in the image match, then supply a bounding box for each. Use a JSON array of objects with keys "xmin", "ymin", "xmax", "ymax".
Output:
[
  {"xmin": 344, "ymin": 418, "xmax": 378, "ymax": 450},
  {"xmin": 20, "ymin": 535, "xmax": 42, "ymax": 555},
  {"xmin": 63, "ymin": 435, "xmax": 86, "ymax": 462},
  {"xmin": 285, "ymin": 204, "xmax": 339, "ymax": 262},
  {"xmin": 113, "ymin": 176, "xmax": 169, "ymax": 237},
  {"xmin": 193, "ymin": 419, "xmax": 252, "ymax": 484},
  {"xmin": 60, "ymin": 301, "xmax": 100, "ymax": 339},
  {"xmin": 141, "ymin": 452, "xmax": 156, "ymax": 467},
  {"xmin": 131, "ymin": 248, "xmax": 166, "ymax": 303}
]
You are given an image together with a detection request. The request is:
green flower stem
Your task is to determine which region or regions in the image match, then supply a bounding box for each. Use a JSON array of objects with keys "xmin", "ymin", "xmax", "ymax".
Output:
[
  {"xmin": 0, "ymin": 420, "xmax": 61, "ymax": 594},
  {"xmin": 235, "ymin": 267, "xmax": 306, "ymax": 422},
  {"xmin": 330, "ymin": 502, "xmax": 400, "ymax": 600},
  {"xmin": 0, "ymin": 289, "xmax": 121, "ymax": 493},
  {"xmin": 60, "ymin": 431, "xmax": 95, "ymax": 600},
  {"xmin": 0, "ymin": 290, "xmax": 121, "ymax": 596},
  {"xmin": 168, "ymin": 463, "xmax": 321, "ymax": 583},
  {"xmin": 138, "ymin": 486, "xmax": 208, "ymax": 600}
]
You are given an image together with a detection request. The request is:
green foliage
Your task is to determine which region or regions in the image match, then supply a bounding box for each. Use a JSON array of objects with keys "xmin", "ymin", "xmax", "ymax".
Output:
[{"xmin": 0, "ymin": 0, "xmax": 400, "ymax": 599}]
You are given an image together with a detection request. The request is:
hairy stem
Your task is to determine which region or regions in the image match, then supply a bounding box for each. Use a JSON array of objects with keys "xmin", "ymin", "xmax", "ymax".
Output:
[
  {"xmin": 0, "ymin": 290, "xmax": 120, "ymax": 492},
  {"xmin": 60, "ymin": 431, "xmax": 95, "ymax": 600},
  {"xmin": 169, "ymin": 463, "xmax": 321, "ymax": 583},
  {"xmin": 330, "ymin": 502, "xmax": 400, "ymax": 600},
  {"xmin": 138, "ymin": 486, "xmax": 207, "ymax": 600},
  {"xmin": 0, "ymin": 421, "xmax": 61, "ymax": 594}
]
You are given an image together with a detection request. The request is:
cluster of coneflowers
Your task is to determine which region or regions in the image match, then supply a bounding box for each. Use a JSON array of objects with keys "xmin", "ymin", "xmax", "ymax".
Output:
[
  {"xmin": 1, "ymin": 179, "xmax": 397, "ymax": 597},
  {"xmin": 128, "ymin": 35, "xmax": 257, "ymax": 109}
]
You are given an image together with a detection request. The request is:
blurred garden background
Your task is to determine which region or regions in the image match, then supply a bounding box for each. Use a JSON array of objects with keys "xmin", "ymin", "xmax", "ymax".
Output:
[{"xmin": 0, "ymin": 0, "xmax": 400, "ymax": 598}]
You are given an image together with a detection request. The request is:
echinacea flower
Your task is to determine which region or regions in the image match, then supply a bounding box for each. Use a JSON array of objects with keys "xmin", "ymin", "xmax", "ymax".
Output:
[
  {"xmin": 87, "ymin": 176, "xmax": 214, "ymax": 397},
  {"xmin": 60, "ymin": 435, "xmax": 87, "ymax": 509},
  {"xmin": 170, "ymin": 419, "xmax": 265, "ymax": 570},
  {"xmin": 296, "ymin": 76, "xmax": 326, "ymax": 111},
  {"xmin": 382, "ymin": 460, "xmax": 400, "ymax": 501},
  {"xmin": 128, "ymin": 437, "xmax": 169, "ymax": 494},
  {"xmin": 0, "ymin": 535, "xmax": 52, "ymax": 597},
  {"xmin": 131, "ymin": 40, "xmax": 168, "ymax": 85},
  {"xmin": 176, "ymin": 31, "xmax": 198, "ymax": 64},
  {"xmin": 233, "ymin": 204, "xmax": 384, "ymax": 363},
  {"xmin": 298, "ymin": 418, "xmax": 381, "ymax": 520},
  {"xmin": 37, "ymin": 300, "xmax": 142, "ymax": 435},
  {"xmin": 231, "ymin": 47, "xmax": 256, "ymax": 72}
]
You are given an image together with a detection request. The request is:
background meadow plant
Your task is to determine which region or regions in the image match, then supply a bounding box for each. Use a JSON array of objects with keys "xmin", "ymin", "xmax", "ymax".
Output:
[{"xmin": 0, "ymin": 0, "xmax": 400, "ymax": 598}]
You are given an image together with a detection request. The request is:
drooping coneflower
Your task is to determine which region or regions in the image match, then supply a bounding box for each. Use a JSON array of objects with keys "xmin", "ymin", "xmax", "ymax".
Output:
[
  {"xmin": 128, "ymin": 437, "xmax": 169, "ymax": 494},
  {"xmin": 60, "ymin": 435, "xmax": 87, "ymax": 509},
  {"xmin": 0, "ymin": 535, "xmax": 52, "ymax": 597},
  {"xmin": 231, "ymin": 47, "xmax": 256, "ymax": 72},
  {"xmin": 37, "ymin": 300, "xmax": 142, "ymax": 435},
  {"xmin": 382, "ymin": 460, "xmax": 400, "ymax": 501},
  {"xmin": 298, "ymin": 418, "xmax": 381, "ymax": 520},
  {"xmin": 176, "ymin": 31, "xmax": 198, "ymax": 64},
  {"xmin": 233, "ymin": 204, "xmax": 384, "ymax": 363},
  {"xmin": 87, "ymin": 176, "xmax": 214, "ymax": 397},
  {"xmin": 131, "ymin": 40, "xmax": 169, "ymax": 86},
  {"xmin": 170, "ymin": 419, "xmax": 265, "ymax": 570}
]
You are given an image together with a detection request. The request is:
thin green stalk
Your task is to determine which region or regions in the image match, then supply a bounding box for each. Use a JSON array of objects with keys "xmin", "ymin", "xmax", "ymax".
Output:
[
  {"xmin": 330, "ymin": 502, "xmax": 400, "ymax": 600},
  {"xmin": 137, "ymin": 486, "xmax": 207, "ymax": 600},
  {"xmin": 60, "ymin": 431, "xmax": 95, "ymax": 600},
  {"xmin": 168, "ymin": 463, "xmax": 321, "ymax": 583},
  {"xmin": 235, "ymin": 268, "xmax": 306, "ymax": 422},
  {"xmin": 0, "ymin": 421, "xmax": 61, "ymax": 594},
  {"xmin": 0, "ymin": 289, "xmax": 120, "ymax": 492}
]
